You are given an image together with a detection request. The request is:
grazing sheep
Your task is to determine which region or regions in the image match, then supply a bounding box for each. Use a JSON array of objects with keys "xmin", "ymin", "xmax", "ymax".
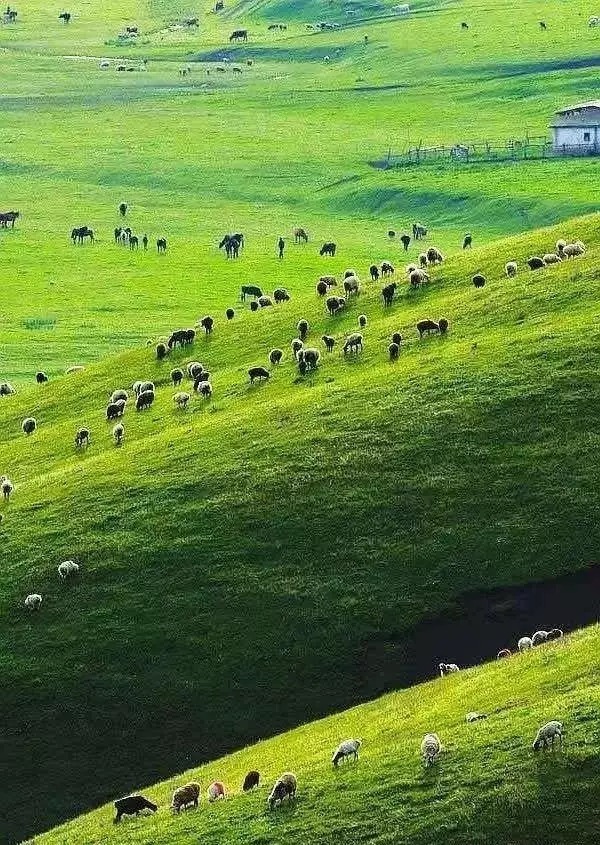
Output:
[
  {"xmin": 258, "ymin": 296, "xmax": 273, "ymax": 308},
  {"xmin": 298, "ymin": 348, "xmax": 320, "ymax": 370},
  {"xmin": 138, "ymin": 380, "xmax": 154, "ymax": 395},
  {"xmin": 22, "ymin": 417, "xmax": 37, "ymax": 435},
  {"xmin": 532, "ymin": 720, "xmax": 563, "ymax": 751},
  {"xmin": 410, "ymin": 269, "xmax": 429, "ymax": 288},
  {"xmin": 527, "ymin": 256, "xmax": 545, "ymax": 270},
  {"xmin": 274, "ymin": 288, "xmax": 290, "ymax": 303},
  {"xmin": 344, "ymin": 269, "xmax": 357, "ymax": 279},
  {"xmin": 438, "ymin": 318, "xmax": 449, "ymax": 334},
  {"xmin": 391, "ymin": 332, "xmax": 402, "ymax": 346},
  {"xmin": 381, "ymin": 261, "xmax": 395, "ymax": 277},
  {"xmin": 555, "ymin": 239, "xmax": 566, "ymax": 254},
  {"xmin": 532, "ymin": 630, "xmax": 549, "ymax": 646},
  {"xmin": 416, "ymin": 319, "xmax": 439, "ymax": 338},
  {"xmin": 249, "ymin": 366, "xmax": 270, "ymax": 384},
  {"xmin": 419, "ymin": 252, "xmax": 428, "ymax": 269},
  {"xmin": 421, "ymin": 733, "xmax": 441, "ymax": 766},
  {"xmin": 466, "ymin": 712, "xmax": 488, "ymax": 723},
  {"xmin": 297, "ymin": 319, "xmax": 309, "ymax": 340},
  {"xmin": 343, "ymin": 275, "xmax": 360, "ymax": 296},
  {"xmin": 316, "ymin": 280, "xmax": 328, "ymax": 296},
  {"xmin": 226, "ymin": 307, "xmax": 235, "ymax": 320},
  {"xmin": 518, "ymin": 636, "xmax": 533, "ymax": 652},
  {"xmin": 497, "ymin": 648, "xmax": 511, "ymax": 659},
  {"xmin": 320, "ymin": 275, "xmax": 337, "ymax": 287},
  {"xmin": 114, "ymin": 795, "xmax": 157, "ymax": 823},
  {"xmin": 171, "ymin": 782, "xmax": 200, "ymax": 813},
  {"xmin": 106, "ymin": 403, "xmax": 121, "ymax": 421},
  {"xmin": 58, "ymin": 560, "xmax": 79, "ymax": 579},
  {"xmin": 36, "ymin": 371, "xmax": 49, "ymax": 384},
  {"xmin": 343, "ymin": 333, "xmax": 363, "ymax": 354},
  {"xmin": 170, "ymin": 368, "xmax": 184, "ymax": 387},
  {"xmin": 242, "ymin": 771, "xmax": 260, "ymax": 791},
  {"xmin": 298, "ymin": 359, "xmax": 309, "ymax": 376},
  {"xmin": 200, "ymin": 315, "xmax": 214, "ymax": 334},
  {"xmin": 132, "ymin": 380, "xmax": 142, "ymax": 396},
  {"xmin": 472, "ymin": 273, "xmax": 486, "ymax": 288},
  {"xmin": 113, "ymin": 423, "xmax": 125, "ymax": 445},
  {"xmin": 439, "ymin": 662, "xmax": 460, "ymax": 677},
  {"xmin": 0, "ymin": 381, "xmax": 16, "ymax": 395},
  {"xmin": 1, "ymin": 476, "xmax": 14, "ymax": 501},
  {"xmin": 326, "ymin": 295, "xmax": 341, "ymax": 315},
  {"xmin": 268, "ymin": 773, "xmax": 297, "ymax": 809},
  {"xmin": 543, "ymin": 253, "xmax": 561, "ymax": 265},
  {"xmin": 505, "ymin": 261, "xmax": 518, "ymax": 278},
  {"xmin": 322, "ymin": 335, "xmax": 336, "ymax": 352},
  {"xmin": 197, "ymin": 382, "xmax": 212, "ymax": 398},
  {"xmin": 332, "ymin": 739, "xmax": 361, "ymax": 767},
  {"xmin": 187, "ymin": 362, "xmax": 203, "ymax": 380},
  {"xmin": 24, "ymin": 593, "xmax": 42, "ymax": 611},
  {"xmin": 382, "ymin": 282, "xmax": 397, "ymax": 306},
  {"xmin": 156, "ymin": 342, "xmax": 168, "ymax": 360},
  {"xmin": 269, "ymin": 348, "xmax": 283, "ymax": 365},
  {"xmin": 207, "ymin": 781, "xmax": 226, "ymax": 802},
  {"xmin": 250, "ymin": 301, "xmax": 259, "ymax": 312},
  {"xmin": 110, "ymin": 389, "xmax": 129, "ymax": 403},
  {"xmin": 358, "ymin": 314, "xmax": 367, "ymax": 328},
  {"xmin": 74, "ymin": 428, "xmax": 90, "ymax": 448},
  {"xmin": 561, "ymin": 241, "xmax": 586, "ymax": 258},
  {"xmin": 369, "ymin": 264, "xmax": 380, "ymax": 281},
  {"xmin": 173, "ymin": 392, "xmax": 190, "ymax": 409},
  {"xmin": 136, "ymin": 390, "xmax": 155, "ymax": 411},
  {"xmin": 388, "ymin": 342, "xmax": 399, "ymax": 360},
  {"xmin": 291, "ymin": 338, "xmax": 304, "ymax": 358},
  {"xmin": 547, "ymin": 628, "xmax": 564, "ymax": 640},
  {"xmin": 427, "ymin": 247, "xmax": 444, "ymax": 265}
]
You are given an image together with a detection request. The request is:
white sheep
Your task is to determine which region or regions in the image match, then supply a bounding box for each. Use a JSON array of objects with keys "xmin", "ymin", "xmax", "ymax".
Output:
[
  {"xmin": 532, "ymin": 720, "xmax": 563, "ymax": 751},
  {"xmin": 555, "ymin": 239, "xmax": 566, "ymax": 254},
  {"xmin": 113, "ymin": 423, "xmax": 125, "ymax": 445},
  {"xmin": 439, "ymin": 662, "xmax": 460, "ymax": 677},
  {"xmin": 1, "ymin": 476, "xmax": 14, "ymax": 501},
  {"xmin": 421, "ymin": 733, "xmax": 441, "ymax": 766},
  {"xmin": 561, "ymin": 242, "xmax": 585, "ymax": 258},
  {"xmin": 505, "ymin": 261, "xmax": 518, "ymax": 277},
  {"xmin": 24, "ymin": 593, "xmax": 42, "ymax": 611},
  {"xmin": 173, "ymin": 392, "xmax": 190, "ymax": 409},
  {"xmin": 532, "ymin": 630, "xmax": 549, "ymax": 646},
  {"xmin": 332, "ymin": 738, "xmax": 361, "ymax": 767},
  {"xmin": 58, "ymin": 560, "xmax": 79, "ymax": 579},
  {"xmin": 542, "ymin": 253, "xmax": 561, "ymax": 265},
  {"xmin": 518, "ymin": 636, "xmax": 533, "ymax": 652}
]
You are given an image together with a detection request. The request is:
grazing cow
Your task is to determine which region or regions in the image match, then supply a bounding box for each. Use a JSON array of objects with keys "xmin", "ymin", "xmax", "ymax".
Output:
[
  {"xmin": 71, "ymin": 226, "xmax": 94, "ymax": 244},
  {"xmin": 320, "ymin": 241, "xmax": 336, "ymax": 256},
  {"xmin": 229, "ymin": 29, "xmax": 248, "ymax": 41},
  {"xmin": 400, "ymin": 233, "xmax": 411, "ymax": 251},
  {"xmin": 0, "ymin": 211, "xmax": 20, "ymax": 228},
  {"xmin": 240, "ymin": 285, "xmax": 262, "ymax": 300},
  {"xmin": 156, "ymin": 237, "xmax": 167, "ymax": 253}
]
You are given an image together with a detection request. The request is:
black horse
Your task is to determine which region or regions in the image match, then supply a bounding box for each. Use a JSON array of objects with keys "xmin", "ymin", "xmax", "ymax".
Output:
[
  {"xmin": 219, "ymin": 233, "xmax": 244, "ymax": 258},
  {"xmin": 157, "ymin": 237, "xmax": 167, "ymax": 253},
  {"xmin": 319, "ymin": 242, "xmax": 336, "ymax": 256},
  {"xmin": 71, "ymin": 226, "xmax": 94, "ymax": 244}
]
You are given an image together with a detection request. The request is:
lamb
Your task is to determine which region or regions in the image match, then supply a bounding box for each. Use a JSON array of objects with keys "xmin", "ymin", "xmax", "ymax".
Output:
[
  {"xmin": 113, "ymin": 423, "xmax": 125, "ymax": 445},
  {"xmin": 173, "ymin": 392, "xmax": 190, "ymax": 409},
  {"xmin": 291, "ymin": 339, "xmax": 304, "ymax": 358},
  {"xmin": 197, "ymin": 382, "xmax": 212, "ymax": 398},
  {"xmin": 322, "ymin": 335, "xmax": 336, "ymax": 352},
  {"xmin": 343, "ymin": 333, "xmax": 363, "ymax": 354},
  {"xmin": 439, "ymin": 662, "xmax": 460, "ymax": 676},
  {"xmin": 273, "ymin": 288, "xmax": 290, "ymax": 303},
  {"xmin": 110, "ymin": 389, "xmax": 128, "ymax": 403},
  {"xmin": 421, "ymin": 733, "xmax": 441, "ymax": 766},
  {"xmin": 532, "ymin": 720, "xmax": 563, "ymax": 751},
  {"xmin": 200, "ymin": 315, "xmax": 214, "ymax": 334},
  {"xmin": 438, "ymin": 318, "xmax": 449, "ymax": 334},
  {"xmin": 497, "ymin": 648, "xmax": 511, "ymax": 659},
  {"xmin": 22, "ymin": 417, "xmax": 37, "ymax": 435},
  {"xmin": 1, "ymin": 476, "xmax": 13, "ymax": 501},
  {"xmin": 298, "ymin": 348, "xmax": 320, "ymax": 370},
  {"xmin": 388, "ymin": 342, "xmax": 399, "ymax": 360},
  {"xmin": 332, "ymin": 738, "xmax": 361, "ymax": 767},
  {"xmin": 74, "ymin": 428, "xmax": 90, "ymax": 448},
  {"xmin": 343, "ymin": 275, "xmax": 360, "ymax": 296},
  {"xmin": 36, "ymin": 371, "xmax": 49, "ymax": 384},
  {"xmin": 114, "ymin": 795, "xmax": 157, "ymax": 823},
  {"xmin": 382, "ymin": 282, "xmax": 397, "ymax": 306},
  {"xmin": 416, "ymin": 319, "xmax": 439, "ymax": 338},
  {"xmin": 0, "ymin": 382, "xmax": 15, "ymax": 395},
  {"xmin": 358, "ymin": 314, "xmax": 367, "ymax": 328},
  {"xmin": 542, "ymin": 253, "xmax": 561, "ymax": 265},
  {"xmin": 207, "ymin": 781, "xmax": 226, "ymax": 802},
  {"xmin": 171, "ymin": 368, "xmax": 184, "ymax": 386},
  {"xmin": 410, "ymin": 269, "xmax": 429, "ymax": 288},
  {"xmin": 532, "ymin": 630, "xmax": 549, "ymax": 646},
  {"xmin": 472, "ymin": 273, "xmax": 486, "ymax": 288},
  {"xmin": 226, "ymin": 308, "xmax": 235, "ymax": 320},
  {"xmin": 242, "ymin": 770, "xmax": 260, "ymax": 791},
  {"xmin": 419, "ymin": 252, "xmax": 428, "ymax": 268},
  {"xmin": 518, "ymin": 636, "xmax": 533, "ymax": 652},
  {"xmin": 58, "ymin": 560, "xmax": 79, "ymax": 579},
  {"xmin": 527, "ymin": 256, "xmax": 545, "ymax": 270},
  {"xmin": 171, "ymin": 782, "xmax": 200, "ymax": 812},
  {"xmin": 269, "ymin": 349, "xmax": 283, "ymax": 365},
  {"xmin": 136, "ymin": 390, "xmax": 155, "ymax": 410},
  {"xmin": 466, "ymin": 712, "xmax": 488, "ymax": 723},
  {"xmin": 249, "ymin": 366, "xmax": 270, "ymax": 384},
  {"xmin": 267, "ymin": 772, "xmax": 297, "ymax": 809},
  {"xmin": 427, "ymin": 246, "xmax": 444, "ymax": 265},
  {"xmin": 24, "ymin": 593, "xmax": 42, "ymax": 611},
  {"xmin": 297, "ymin": 319, "xmax": 309, "ymax": 340},
  {"xmin": 156, "ymin": 342, "xmax": 168, "ymax": 359},
  {"xmin": 505, "ymin": 261, "xmax": 518, "ymax": 277}
]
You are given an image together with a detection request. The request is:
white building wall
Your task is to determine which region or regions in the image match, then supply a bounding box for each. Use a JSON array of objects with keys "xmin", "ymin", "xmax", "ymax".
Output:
[{"xmin": 553, "ymin": 125, "xmax": 598, "ymax": 152}]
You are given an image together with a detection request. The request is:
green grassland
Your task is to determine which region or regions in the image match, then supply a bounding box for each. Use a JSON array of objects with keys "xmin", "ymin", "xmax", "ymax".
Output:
[
  {"xmin": 1, "ymin": 0, "xmax": 600, "ymax": 841},
  {"xmin": 34, "ymin": 626, "xmax": 600, "ymax": 845}
]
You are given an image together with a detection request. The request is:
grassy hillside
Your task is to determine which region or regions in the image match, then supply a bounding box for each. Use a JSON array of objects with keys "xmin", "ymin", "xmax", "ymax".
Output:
[
  {"xmin": 32, "ymin": 625, "xmax": 600, "ymax": 845},
  {"xmin": 2, "ymin": 0, "xmax": 600, "ymax": 840}
]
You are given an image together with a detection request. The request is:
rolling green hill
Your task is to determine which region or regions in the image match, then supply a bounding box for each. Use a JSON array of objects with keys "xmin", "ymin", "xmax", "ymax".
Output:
[
  {"xmin": 1, "ymin": 0, "xmax": 600, "ymax": 841},
  {"xmin": 32, "ymin": 625, "xmax": 600, "ymax": 845}
]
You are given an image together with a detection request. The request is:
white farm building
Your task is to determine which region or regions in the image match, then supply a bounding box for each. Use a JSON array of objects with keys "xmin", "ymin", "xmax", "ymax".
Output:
[{"xmin": 551, "ymin": 102, "xmax": 600, "ymax": 155}]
